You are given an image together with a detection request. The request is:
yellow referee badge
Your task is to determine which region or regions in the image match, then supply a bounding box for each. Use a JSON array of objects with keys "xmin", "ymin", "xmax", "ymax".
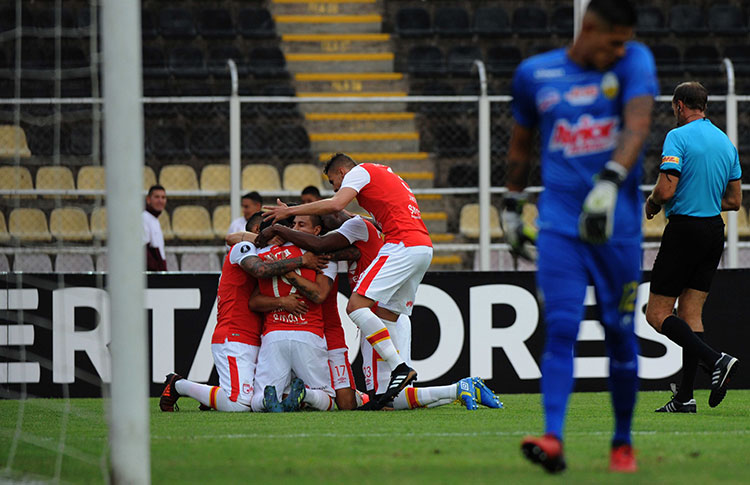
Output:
[
  {"xmin": 661, "ymin": 155, "xmax": 680, "ymax": 165},
  {"xmin": 601, "ymin": 72, "xmax": 619, "ymax": 99}
]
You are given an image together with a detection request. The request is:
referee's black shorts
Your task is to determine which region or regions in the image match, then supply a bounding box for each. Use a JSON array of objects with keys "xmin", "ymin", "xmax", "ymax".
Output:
[{"xmin": 650, "ymin": 214, "xmax": 725, "ymax": 297}]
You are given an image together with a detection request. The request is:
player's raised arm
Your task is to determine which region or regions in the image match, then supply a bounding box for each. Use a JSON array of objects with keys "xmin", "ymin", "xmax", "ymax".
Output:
[
  {"xmin": 240, "ymin": 252, "xmax": 329, "ymax": 278},
  {"xmin": 263, "ymin": 189, "xmax": 357, "ymax": 222},
  {"xmin": 284, "ymin": 268, "xmax": 335, "ymax": 304},
  {"xmin": 267, "ymin": 225, "xmax": 351, "ymax": 253}
]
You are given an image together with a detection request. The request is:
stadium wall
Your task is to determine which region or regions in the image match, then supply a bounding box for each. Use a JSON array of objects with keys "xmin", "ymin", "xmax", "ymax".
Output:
[{"xmin": 2, "ymin": 270, "xmax": 748, "ymax": 398}]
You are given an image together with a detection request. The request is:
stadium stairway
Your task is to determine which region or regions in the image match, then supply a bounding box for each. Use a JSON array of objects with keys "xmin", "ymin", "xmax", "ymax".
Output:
[{"xmin": 273, "ymin": 0, "xmax": 459, "ymax": 269}]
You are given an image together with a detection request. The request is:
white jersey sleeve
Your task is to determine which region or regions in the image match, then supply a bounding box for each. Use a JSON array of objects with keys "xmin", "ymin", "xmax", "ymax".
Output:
[
  {"xmin": 340, "ymin": 165, "xmax": 370, "ymax": 193},
  {"xmin": 321, "ymin": 261, "xmax": 338, "ymax": 281},
  {"xmin": 228, "ymin": 241, "xmax": 258, "ymax": 265},
  {"xmin": 334, "ymin": 216, "xmax": 369, "ymax": 244}
]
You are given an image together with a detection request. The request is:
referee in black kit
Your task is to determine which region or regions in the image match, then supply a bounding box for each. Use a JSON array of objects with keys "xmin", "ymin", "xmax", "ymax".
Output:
[{"xmin": 644, "ymin": 82, "xmax": 742, "ymax": 412}]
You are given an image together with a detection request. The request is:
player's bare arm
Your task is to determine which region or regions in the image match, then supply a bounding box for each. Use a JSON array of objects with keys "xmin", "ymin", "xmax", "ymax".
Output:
[
  {"xmin": 611, "ymin": 95, "xmax": 654, "ymax": 172},
  {"xmin": 721, "ymin": 180, "xmax": 742, "ymax": 211},
  {"xmin": 263, "ymin": 189, "xmax": 358, "ymax": 222},
  {"xmin": 326, "ymin": 246, "xmax": 361, "ymax": 262},
  {"xmin": 506, "ymin": 123, "xmax": 534, "ymax": 191},
  {"xmin": 241, "ymin": 253, "xmax": 328, "ymax": 278},
  {"xmin": 283, "ymin": 272, "xmax": 334, "ymax": 304},
  {"xmin": 248, "ymin": 290, "xmax": 308, "ymax": 317},
  {"xmin": 225, "ymin": 231, "xmax": 256, "ymax": 246},
  {"xmin": 265, "ymin": 225, "xmax": 351, "ymax": 253}
]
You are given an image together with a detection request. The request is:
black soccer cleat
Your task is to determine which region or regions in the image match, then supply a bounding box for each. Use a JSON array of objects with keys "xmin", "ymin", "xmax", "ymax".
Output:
[
  {"xmin": 263, "ymin": 385, "xmax": 284, "ymax": 413},
  {"xmin": 377, "ymin": 363, "xmax": 417, "ymax": 407},
  {"xmin": 655, "ymin": 397, "xmax": 697, "ymax": 413},
  {"xmin": 521, "ymin": 434, "xmax": 567, "ymax": 474},
  {"xmin": 709, "ymin": 353, "xmax": 739, "ymax": 408},
  {"xmin": 159, "ymin": 373, "xmax": 183, "ymax": 412}
]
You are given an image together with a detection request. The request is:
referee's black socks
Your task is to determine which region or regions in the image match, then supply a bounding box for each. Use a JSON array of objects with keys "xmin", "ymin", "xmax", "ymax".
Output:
[
  {"xmin": 661, "ymin": 316, "xmax": 721, "ymax": 368},
  {"xmin": 675, "ymin": 332, "xmax": 704, "ymax": 402}
]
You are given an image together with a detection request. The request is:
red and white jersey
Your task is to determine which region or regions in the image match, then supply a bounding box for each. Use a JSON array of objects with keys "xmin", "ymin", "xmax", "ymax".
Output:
[
  {"xmin": 213, "ymin": 241, "xmax": 263, "ymax": 346},
  {"xmin": 256, "ymin": 242, "xmax": 338, "ymax": 338},
  {"xmin": 334, "ymin": 216, "xmax": 384, "ymax": 289},
  {"xmin": 322, "ymin": 276, "xmax": 347, "ymax": 351},
  {"xmin": 340, "ymin": 163, "xmax": 432, "ymax": 247}
]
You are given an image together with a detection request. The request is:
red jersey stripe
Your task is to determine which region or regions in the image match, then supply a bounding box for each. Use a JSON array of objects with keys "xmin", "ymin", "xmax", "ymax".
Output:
[
  {"xmin": 356, "ymin": 255, "xmax": 388, "ymax": 295},
  {"xmin": 228, "ymin": 356, "xmax": 239, "ymax": 402}
]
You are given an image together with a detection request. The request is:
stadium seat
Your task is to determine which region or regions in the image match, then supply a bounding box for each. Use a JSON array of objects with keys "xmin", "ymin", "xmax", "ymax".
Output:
[
  {"xmin": 144, "ymin": 166, "xmax": 157, "ymax": 190},
  {"xmin": 724, "ymin": 46, "xmax": 750, "ymax": 75},
  {"xmin": 68, "ymin": 123, "xmax": 95, "ymax": 156},
  {"xmin": 159, "ymin": 164, "xmax": 199, "ymax": 192},
  {"xmin": 409, "ymin": 81, "xmax": 457, "ymax": 115},
  {"xmin": 142, "ymin": 46, "xmax": 170, "ymax": 79},
  {"xmin": 512, "ymin": 6, "xmax": 548, "ymax": 36},
  {"xmin": 24, "ymin": 125, "xmax": 54, "ymax": 156},
  {"xmin": 9, "ymin": 208, "xmax": 52, "ymax": 242},
  {"xmin": 242, "ymin": 164, "xmax": 281, "ymax": 191},
  {"xmin": 249, "ymin": 47, "xmax": 288, "ymax": 79},
  {"xmin": 238, "ymin": 8, "xmax": 276, "ymax": 39},
  {"xmin": 486, "ymin": 46, "xmax": 522, "ymax": 77},
  {"xmin": 708, "ymin": 5, "xmax": 747, "ymax": 35},
  {"xmin": 208, "ymin": 45, "xmax": 249, "ymax": 77},
  {"xmin": 159, "ymin": 7, "xmax": 196, "ymax": 39},
  {"xmin": 429, "ymin": 123, "xmax": 475, "ymax": 158},
  {"xmin": 166, "ymin": 252, "xmax": 179, "ymax": 271},
  {"xmin": 180, "ymin": 252, "xmax": 221, "ymax": 272},
  {"xmin": 95, "ymin": 253, "xmax": 107, "ymax": 272},
  {"xmin": 0, "ymin": 125, "xmax": 31, "ymax": 158},
  {"xmin": 283, "ymin": 164, "xmax": 322, "ymax": 192},
  {"xmin": 447, "ymin": 163, "xmax": 477, "ymax": 187},
  {"xmin": 212, "ymin": 205, "xmax": 231, "ymax": 237},
  {"xmin": 259, "ymin": 84, "xmax": 300, "ymax": 118},
  {"xmin": 473, "ymin": 7, "xmax": 511, "ymax": 37},
  {"xmin": 77, "ymin": 165, "xmax": 105, "ymax": 193},
  {"xmin": 459, "ymin": 204, "xmax": 503, "ymax": 239},
  {"xmin": 522, "ymin": 202, "xmax": 538, "ymax": 229},
  {"xmin": 168, "ymin": 46, "xmax": 208, "ymax": 79},
  {"xmin": 0, "ymin": 254, "xmax": 8, "ymax": 272},
  {"xmin": 636, "ymin": 6, "xmax": 668, "ymax": 36},
  {"xmin": 90, "ymin": 206, "xmax": 107, "ymax": 240},
  {"xmin": 0, "ymin": 166, "xmax": 33, "ymax": 198},
  {"xmin": 159, "ymin": 210, "xmax": 174, "ymax": 241},
  {"xmin": 55, "ymin": 253, "xmax": 94, "ymax": 273},
  {"xmin": 200, "ymin": 164, "xmax": 230, "ymax": 192},
  {"xmin": 406, "ymin": 45, "xmax": 445, "ymax": 77},
  {"xmin": 241, "ymin": 124, "xmax": 272, "ymax": 158},
  {"xmin": 190, "ymin": 123, "xmax": 229, "ymax": 158},
  {"xmin": 13, "ymin": 253, "xmax": 53, "ymax": 273},
  {"xmin": 669, "ymin": 5, "xmax": 707, "ymax": 35},
  {"xmin": 642, "ymin": 248, "xmax": 659, "ymax": 271},
  {"xmin": 642, "ymin": 211, "xmax": 666, "ymax": 238},
  {"xmin": 172, "ymin": 205, "xmax": 215, "ymax": 240},
  {"xmin": 0, "ymin": 212, "xmax": 9, "ymax": 243},
  {"xmin": 148, "ymin": 126, "xmax": 190, "ymax": 159},
  {"xmin": 434, "ymin": 7, "xmax": 471, "ymax": 37},
  {"xmin": 50, "ymin": 207, "xmax": 92, "ymax": 241},
  {"xmin": 196, "ymin": 8, "xmax": 235, "ymax": 39},
  {"xmin": 36, "ymin": 166, "xmax": 75, "ymax": 198},
  {"xmin": 269, "ymin": 125, "xmax": 311, "ymax": 159},
  {"xmin": 141, "ymin": 9, "xmax": 159, "ymax": 38},
  {"xmin": 395, "ymin": 7, "xmax": 431, "ymax": 38},
  {"xmin": 446, "ymin": 46, "xmax": 483, "ymax": 77},
  {"xmin": 648, "ymin": 44, "xmax": 682, "ymax": 76},
  {"xmin": 684, "ymin": 45, "xmax": 722, "ymax": 75},
  {"xmin": 550, "ymin": 6, "xmax": 573, "ymax": 36}
]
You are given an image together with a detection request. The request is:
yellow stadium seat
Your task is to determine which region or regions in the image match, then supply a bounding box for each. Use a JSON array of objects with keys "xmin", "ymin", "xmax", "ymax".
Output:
[
  {"xmin": 212, "ymin": 205, "xmax": 231, "ymax": 237},
  {"xmin": 722, "ymin": 207, "xmax": 750, "ymax": 237},
  {"xmin": 159, "ymin": 210, "xmax": 174, "ymax": 241},
  {"xmin": 90, "ymin": 206, "xmax": 107, "ymax": 240},
  {"xmin": 159, "ymin": 164, "xmax": 198, "ymax": 192},
  {"xmin": 9, "ymin": 208, "xmax": 52, "ymax": 242},
  {"xmin": 522, "ymin": 202, "xmax": 538, "ymax": 229},
  {"xmin": 172, "ymin": 205, "xmax": 214, "ymax": 240},
  {"xmin": 77, "ymin": 166, "xmax": 106, "ymax": 193},
  {"xmin": 0, "ymin": 212, "xmax": 10, "ymax": 243},
  {"xmin": 0, "ymin": 125, "xmax": 31, "ymax": 158},
  {"xmin": 283, "ymin": 164, "xmax": 323, "ymax": 192},
  {"xmin": 144, "ymin": 166, "xmax": 157, "ymax": 190},
  {"xmin": 242, "ymin": 164, "xmax": 281, "ymax": 191},
  {"xmin": 200, "ymin": 164, "xmax": 230, "ymax": 191},
  {"xmin": 36, "ymin": 166, "xmax": 75, "ymax": 199},
  {"xmin": 643, "ymin": 211, "xmax": 666, "ymax": 238},
  {"xmin": 459, "ymin": 204, "xmax": 503, "ymax": 239},
  {"xmin": 0, "ymin": 165, "xmax": 34, "ymax": 198},
  {"xmin": 50, "ymin": 207, "xmax": 92, "ymax": 241}
]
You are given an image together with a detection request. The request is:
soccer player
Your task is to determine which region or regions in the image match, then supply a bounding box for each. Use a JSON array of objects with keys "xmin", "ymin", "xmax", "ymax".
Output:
[
  {"xmin": 264, "ymin": 154, "xmax": 432, "ymax": 408},
  {"xmin": 505, "ymin": 0, "xmax": 657, "ymax": 473},
  {"xmin": 248, "ymin": 214, "xmax": 339, "ymax": 412},
  {"xmin": 645, "ymin": 82, "xmax": 741, "ymax": 413},
  {"xmin": 300, "ymin": 185, "xmax": 322, "ymax": 204},
  {"xmin": 158, "ymin": 213, "xmax": 329, "ymax": 412},
  {"xmin": 227, "ymin": 192, "xmax": 263, "ymax": 234}
]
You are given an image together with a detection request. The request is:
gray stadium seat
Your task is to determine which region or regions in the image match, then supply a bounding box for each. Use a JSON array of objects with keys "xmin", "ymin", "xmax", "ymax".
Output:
[
  {"xmin": 55, "ymin": 253, "xmax": 95, "ymax": 273},
  {"xmin": 180, "ymin": 252, "xmax": 221, "ymax": 272},
  {"xmin": 13, "ymin": 253, "xmax": 53, "ymax": 273}
]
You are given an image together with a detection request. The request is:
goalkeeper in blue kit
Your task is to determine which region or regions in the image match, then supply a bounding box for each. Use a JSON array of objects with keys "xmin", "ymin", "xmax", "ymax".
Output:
[{"xmin": 500, "ymin": 0, "xmax": 657, "ymax": 473}]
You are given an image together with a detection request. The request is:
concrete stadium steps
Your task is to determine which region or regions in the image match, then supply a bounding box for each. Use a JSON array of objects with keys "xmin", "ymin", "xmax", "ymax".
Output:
[
  {"xmin": 429, "ymin": 252, "xmax": 465, "ymax": 271},
  {"xmin": 272, "ymin": 0, "xmax": 380, "ymax": 17},
  {"xmin": 293, "ymin": 72, "xmax": 407, "ymax": 94},
  {"xmin": 310, "ymin": 131, "xmax": 420, "ymax": 153},
  {"xmin": 317, "ymin": 152, "xmax": 429, "ymax": 163},
  {"xmin": 281, "ymin": 33, "xmax": 391, "ymax": 54},
  {"xmin": 421, "ymin": 211, "xmax": 448, "ymax": 233},
  {"xmin": 297, "ymin": 96, "xmax": 407, "ymax": 113},
  {"xmin": 274, "ymin": 14, "xmax": 383, "ymax": 34},
  {"xmin": 286, "ymin": 52, "xmax": 394, "ymax": 72},
  {"xmin": 304, "ymin": 112, "xmax": 416, "ymax": 132}
]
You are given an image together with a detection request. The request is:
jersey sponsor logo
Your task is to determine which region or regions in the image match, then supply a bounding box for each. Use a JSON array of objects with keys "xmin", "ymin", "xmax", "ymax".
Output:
[
  {"xmin": 534, "ymin": 68, "xmax": 565, "ymax": 79},
  {"xmin": 661, "ymin": 155, "xmax": 680, "ymax": 165},
  {"xmin": 549, "ymin": 115, "xmax": 619, "ymax": 157},
  {"xmin": 408, "ymin": 204, "xmax": 422, "ymax": 220},
  {"xmin": 564, "ymin": 84, "xmax": 600, "ymax": 106},
  {"xmin": 601, "ymin": 72, "xmax": 619, "ymax": 99},
  {"xmin": 536, "ymin": 87, "xmax": 561, "ymax": 113}
]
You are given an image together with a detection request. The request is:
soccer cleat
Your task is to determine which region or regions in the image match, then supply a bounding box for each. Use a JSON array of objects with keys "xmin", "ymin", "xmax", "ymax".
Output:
[
  {"xmin": 472, "ymin": 377, "xmax": 503, "ymax": 409},
  {"xmin": 609, "ymin": 444, "xmax": 637, "ymax": 473},
  {"xmin": 457, "ymin": 378, "xmax": 478, "ymax": 410},
  {"xmin": 263, "ymin": 385, "xmax": 284, "ymax": 413},
  {"xmin": 281, "ymin": 377, "xmax": 307, "ymax": 412},
  {"xmin": 521, "ymin": 434, "xmax": 566, "ymax": 473},
  {"xmin": 198, "ymin": 403, "xmax": 213, "ymax": 411},
  {"xmin": 377, "ymin": 363, "xmax": 417, "ymax": 407},
  {"xmin": 709, "ymin": 353, "xmax": 739, "ymax": 408},
  {"xmin": 655, "ymin": 397, "xmax": 697, "ymax": 413},
  {"xmin": 159, "ymin": 373, "xmax": 183, "ymax": 412}
]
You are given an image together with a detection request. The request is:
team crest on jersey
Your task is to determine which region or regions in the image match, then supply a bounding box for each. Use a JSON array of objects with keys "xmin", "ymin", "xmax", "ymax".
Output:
[
  {"xmin": 240, "ymin": 245, "xmax": 251, "ymax": 253},
  {"xmin": 536, "ymin": 87, "xmax": 561, "ymax": 112},
  {"xmin": 549, "ymin": 115, "xmax": 619, "ymax": 156},
  {"xmin": 601, "ymin": 72, "xmax": 619, "ymax": 99},
  {"xmin": 564, "ymin": 84, "xmax": 599, "ymax": 106},
  {"xmin": 243, "ymin": 383, "xmax": 252, "ymax": 394}
]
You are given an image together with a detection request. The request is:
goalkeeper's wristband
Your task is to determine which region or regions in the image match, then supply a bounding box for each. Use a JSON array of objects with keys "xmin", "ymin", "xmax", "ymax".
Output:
[{"xmin": 598, "ymin": 161, "xmax": 628, "ymax": 186}]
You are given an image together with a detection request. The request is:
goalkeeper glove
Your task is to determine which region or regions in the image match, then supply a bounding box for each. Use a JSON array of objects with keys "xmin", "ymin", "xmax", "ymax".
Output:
[
  {"xmin": 578, "ymin": 161, "xmax": 628, "ymax": 244},
  {"xmin": 501, "ymin": 192, "xmax": 538, "ymax": 261}
]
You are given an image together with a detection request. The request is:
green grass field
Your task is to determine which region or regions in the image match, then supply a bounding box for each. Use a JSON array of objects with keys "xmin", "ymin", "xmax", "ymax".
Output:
[{"xmin": 1, "ymin": 390, "xmax": 749, "ymax": 484}]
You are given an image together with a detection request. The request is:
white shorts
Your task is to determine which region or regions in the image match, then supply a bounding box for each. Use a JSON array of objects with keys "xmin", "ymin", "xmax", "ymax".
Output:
[
  {"xmin": 360, "ymin": 315, "xmax": 412, "ymax": 393},
  {"xmin": 253, "ymin": 331, "xmax": 335, "ymax": 400},
  {"xmin": 354, "ymin": 243, "xmax": 433, "ymax": 316},
  {"xmin": 212, "ymin": 340, "xmax": 259, "ymax": 407},
  {"xmin": 328, "ymin": 348, "xmax": 354, "ymax": 390}
]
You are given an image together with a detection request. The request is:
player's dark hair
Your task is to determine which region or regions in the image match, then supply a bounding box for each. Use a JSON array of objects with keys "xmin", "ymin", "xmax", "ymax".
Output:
[
  {"xmin": 246, "ymin": 211, "xmax": 264, "ymax": 233},
  {"xmin": 147, "ymin": 184, "xmax": 166, "ymax": 196},
  {"xmin": 242, "ymin": 191, "xmax": 263, "ymax": 205},
  {"xmin": 323, "ymin": 153, "xmax": 357, "ymax": 175},
  {"xmin": 672, "ymin": 82, "xmax": 708, "ymax": 112},
  {"xmin": 301, "ymin": 185, "xmax": 321, "ymax": 197},
  {"xmin": 586, "ymin": 0, "xmax": 637, "ymax": 27}
]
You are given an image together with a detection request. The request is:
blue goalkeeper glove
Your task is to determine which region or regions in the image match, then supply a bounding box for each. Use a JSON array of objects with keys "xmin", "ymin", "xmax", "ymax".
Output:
[
  {"xmin": 579, "ymin": 161, "xmax": 628, "ymax": 244},
  {"xmin": 501, "ymin": 192, "xmax": 537, "ymax": 262}
]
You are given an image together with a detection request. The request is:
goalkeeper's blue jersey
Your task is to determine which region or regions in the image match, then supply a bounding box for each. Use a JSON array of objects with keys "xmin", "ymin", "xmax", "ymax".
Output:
[{"xmin": 512, "ymin": 42, "xmax": 658, "ymax": 243}]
